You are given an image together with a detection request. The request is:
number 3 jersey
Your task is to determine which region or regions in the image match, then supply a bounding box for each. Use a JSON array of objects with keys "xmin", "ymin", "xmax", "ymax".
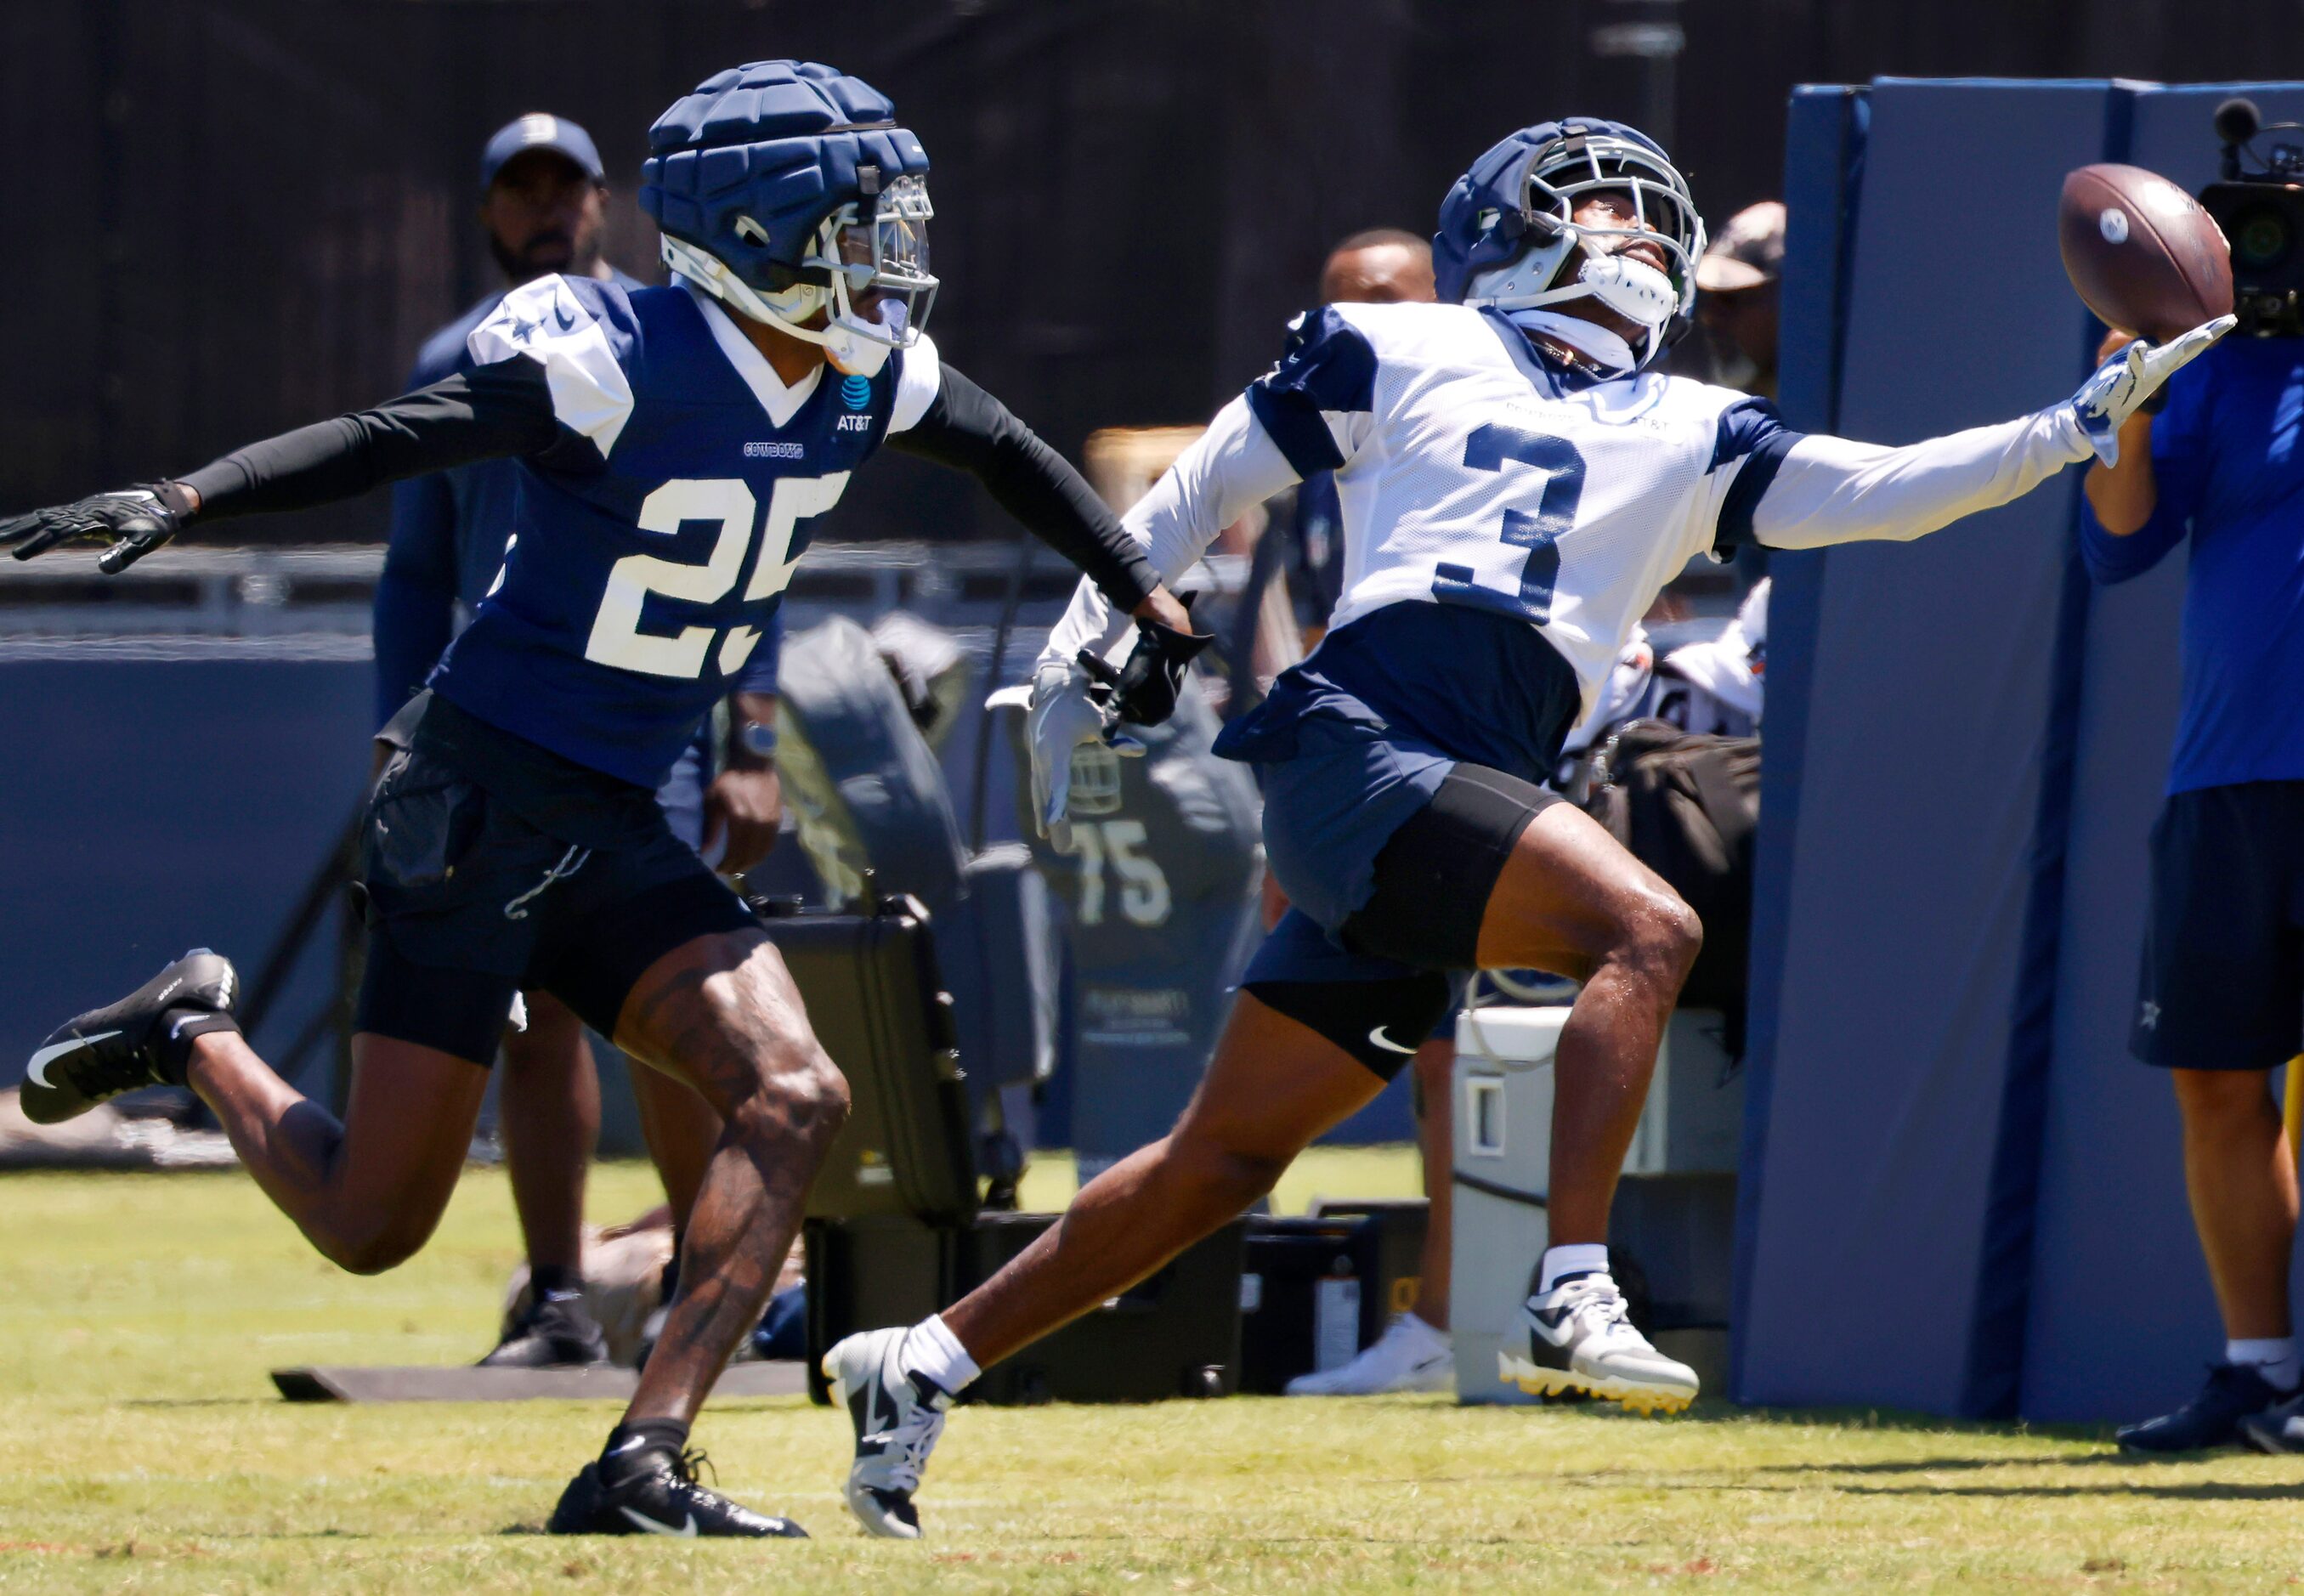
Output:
[
  {"xmin": 427, "ymin": 273, "xmax": 937, "ymax": 786},
  {"xmin": 1244, "ymin": 301, "xmax": 1795, "ymax": 727},
  {"xmin": 1044, "ymin": 294, "xmax": 2096, "ymax": 786}
]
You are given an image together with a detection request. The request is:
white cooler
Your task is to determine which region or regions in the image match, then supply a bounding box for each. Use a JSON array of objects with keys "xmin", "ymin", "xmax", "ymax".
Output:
[{"xmin": 1449, "ymin": 1005, "xmax": 1740, "ymax": 1405}]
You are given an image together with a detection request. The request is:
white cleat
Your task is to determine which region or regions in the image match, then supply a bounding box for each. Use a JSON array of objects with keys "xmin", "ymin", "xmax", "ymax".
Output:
[
  {"xmin": 823, "ymin": 1327, "xmax": 950, "ymax": 1539},
  {"xmin": 1503, "ymin": 1272, "xmax": 1698, "ymax": 1414},
  {"xmin": 1284, "ymin": 1311, "xmax": 1453, "ymax": 1395}
]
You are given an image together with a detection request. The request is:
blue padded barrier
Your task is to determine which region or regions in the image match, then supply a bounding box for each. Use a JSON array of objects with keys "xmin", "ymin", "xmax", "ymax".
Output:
[
  {"xmin": 1735, "ymin": 80, "xmax": 2118, "ymax": 1413},
  {"xmin": 1729, "ymin": 83, "xmax": 1867, "ymax": 1406}
]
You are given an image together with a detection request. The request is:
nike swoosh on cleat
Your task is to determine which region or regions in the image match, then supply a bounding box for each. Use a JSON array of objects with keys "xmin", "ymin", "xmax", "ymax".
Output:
[
  {"xmin": 26, "ymin": 1033, "xmax": 117, "ymax": 1089},
  {"xmin": 1367, "ymin": 1027, "xmax": 1417, "ymax": 1056},
  {"xmin": 619, "ymin": 1507, "xmax": 699, "ymax": 1537}
]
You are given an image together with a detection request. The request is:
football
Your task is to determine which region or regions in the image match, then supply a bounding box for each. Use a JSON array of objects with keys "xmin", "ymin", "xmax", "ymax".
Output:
[{"xmin": 2058, "ymin": 162, "xmax": 2233, "ymax": 342}]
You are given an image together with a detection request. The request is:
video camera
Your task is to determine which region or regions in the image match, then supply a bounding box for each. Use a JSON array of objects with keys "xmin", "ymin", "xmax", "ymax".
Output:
[{"xmin": 2203, "ymin": 98, "xmax": 2304, "ymax": 337}]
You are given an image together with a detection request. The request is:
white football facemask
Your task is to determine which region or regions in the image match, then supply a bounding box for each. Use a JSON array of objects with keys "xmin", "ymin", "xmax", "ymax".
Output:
[
  {"xmin": 661, "ymin": 175, "xmax": 938, "ymax": 377},
  {"xmin": 1463, "ymin": 132, "xmax": 1705, "ymax": 370}
]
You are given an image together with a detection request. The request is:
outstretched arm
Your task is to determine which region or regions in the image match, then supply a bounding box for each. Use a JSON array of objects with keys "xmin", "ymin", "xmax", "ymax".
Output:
[
  {"xmin": 2, "ymin": 359, "xmax": 560, "ymax": 570},
  {"xmin": 1740, "ymin": 315, "xmax": 2231, "ymax": 552},
  {"xmin": 1037, "ymin": 393, "xmax": 1302, "ymax": 674},
  {"xmin": 883, "ymin": 359, "xmax": 1188, "ymax": 633}
]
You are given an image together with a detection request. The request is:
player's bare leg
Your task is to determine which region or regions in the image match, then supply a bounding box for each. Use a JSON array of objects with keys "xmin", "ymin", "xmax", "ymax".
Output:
[
  {"xmin": 1473, "ymin": 801, "xmax": 1701, "ymax": 1410},
  {"xmin": 1474, "ymin": 802, "xmax": 1699, "ymax": 1245},
  {"xmin": 486, "ymin": 993, "xmax": 609, "ymax": 1366},
  {"xmin": 825, "ymin": 993, "xmax": 1383, "ymax": 1536},
  {"xmin": 188, "ymin": 1031, "xmax": 490, "ymax": 1274},
  {"xmin": 625, "ymin": 1041, "xmax": 729, "ymax": 1366},
  {"xmin": 948, "ymin": 995, "xmax": 1381, "ymax": 1367},
  {"xmin": 544, "ymin": 925, "xmax": 841, "ymax": 1538},
  {"xmin": 610, "ymin": 929, "xmax": 846, "ymax": 1429},
  {"xmin": 1286, "ymin": 1033, "xmax": 1458, "ymax": 1395}
]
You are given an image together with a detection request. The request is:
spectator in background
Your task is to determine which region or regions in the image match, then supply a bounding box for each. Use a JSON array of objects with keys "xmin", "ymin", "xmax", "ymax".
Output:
[
  {"xmin": 2082, "ymin": 322, "xmax": 2304, "ymax": 1453},
  {"xmin": 376, "ymin": 113, "xmax": 762, "ymax": 1368},
  {"xmin": 1694, "ymin": 201, "xmax": 1783, "ymax": 401}
]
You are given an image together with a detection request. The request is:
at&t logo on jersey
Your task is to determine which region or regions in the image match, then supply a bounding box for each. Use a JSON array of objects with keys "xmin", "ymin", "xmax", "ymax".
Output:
[{"xmin": 839, "ymin": 373, "xmax": 872, "ymax": 408}]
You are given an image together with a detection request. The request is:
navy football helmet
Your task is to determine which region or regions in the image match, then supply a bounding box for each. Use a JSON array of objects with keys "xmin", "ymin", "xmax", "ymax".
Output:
[
  {"xmin": 1434, "ymin": 119, "xmax": 1705, "ymax": 370},
  {"xmin": 642, "ymin": 60, "xmax": 936, "ymax": 376}
]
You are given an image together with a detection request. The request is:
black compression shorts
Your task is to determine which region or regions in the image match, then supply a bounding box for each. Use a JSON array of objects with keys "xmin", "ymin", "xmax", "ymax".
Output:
[{"xmin": 1339, "ymin": 761, "xmax": 1560, "ymax": 971}]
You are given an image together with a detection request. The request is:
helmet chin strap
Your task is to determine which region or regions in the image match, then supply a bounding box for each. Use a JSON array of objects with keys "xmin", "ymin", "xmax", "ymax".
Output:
[
  {"xmin": 1571, "ymin": 250, "xmax": 1678, "ymax": 342},
  {"xmin": 658, "ymin": 234, "xmax": 900, "ymax": 376},
  {"xmin": 1507, "ymin": 308, "xmax": 1638, "ymax": 374},
  {"xmin": 1470, "ymin": 234, "xmax": 1680, "ymax": 370}
]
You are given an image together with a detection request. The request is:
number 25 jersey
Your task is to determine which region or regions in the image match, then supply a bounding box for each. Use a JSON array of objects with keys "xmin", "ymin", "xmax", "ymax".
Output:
[
  {"xmin": 1243, "ymin": 300, "xmax": 1796, "ymax": 718},
  {"xmin": 427, "ymin": 273, "xmax": 940, "ymax": 787}
]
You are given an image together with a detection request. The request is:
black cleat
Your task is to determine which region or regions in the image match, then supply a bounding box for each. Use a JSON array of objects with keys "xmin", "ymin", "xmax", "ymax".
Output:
[
  {"xmin": 2117, "ymin": 1362, "xmax": 2284, "ymax": 1453},
  {"xmin": 481, "ymin": 1293, "xmax": 610, "ymax": 1369},
  {"xmin": 547, "ymin": 1446, "xmax": 807, "ymax": 1539},
  {"xmin": 20, "ymin": 950, "xmax": 239, "ymax": 1126}
]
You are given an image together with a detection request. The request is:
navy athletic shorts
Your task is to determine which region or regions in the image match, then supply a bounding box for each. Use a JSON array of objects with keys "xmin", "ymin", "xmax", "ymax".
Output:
[
  {"xmin": 2132, "ymin": 780, "xmax": 2304, "ymax": 1072},
  {"xmin": 354, "ymin": 694, "xmax": 756, "ymax": 1064},
  {"xmin": 1240, "ymin": 764, "xmax": 1556, "ymax": 1080}
]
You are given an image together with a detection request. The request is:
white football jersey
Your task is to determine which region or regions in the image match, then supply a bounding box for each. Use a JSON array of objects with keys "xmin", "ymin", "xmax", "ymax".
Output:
[
  {"xmin": 1044, "ymin": 295, "xmax": 2096, "ymax": 719},
  {"xmin": 1248, "ymin": 301, "xmax": 1787, "ymax": 714}
]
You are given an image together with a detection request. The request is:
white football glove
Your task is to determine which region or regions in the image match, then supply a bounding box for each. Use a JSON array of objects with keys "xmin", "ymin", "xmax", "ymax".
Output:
[
  {"xmin": 1026, "ymin": 663, "xmax": 1141, "ymax": 852},
  {"xmin": 2069, "ymin": 314, "xmax": 2235, "ymax": 467}
]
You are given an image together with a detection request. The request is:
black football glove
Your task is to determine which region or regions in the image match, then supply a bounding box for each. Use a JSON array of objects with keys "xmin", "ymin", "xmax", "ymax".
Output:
[
  {"xmin": 0, "ymin": 484, "xmax": 190, "ymax": 573},
  {"xmin": 1077, "ymin": 608, "xmax": 1214, "ymax": 731}
]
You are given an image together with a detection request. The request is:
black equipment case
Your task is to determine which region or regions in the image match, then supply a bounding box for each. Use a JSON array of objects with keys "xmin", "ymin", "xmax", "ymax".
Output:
[
  {"xmin": 767, "ymin": 897, "xmax": 1248, "ymax": 1406},
  {"xmin": 756, "ymin": 896, "xmax": 977, "ymax": 1225}
]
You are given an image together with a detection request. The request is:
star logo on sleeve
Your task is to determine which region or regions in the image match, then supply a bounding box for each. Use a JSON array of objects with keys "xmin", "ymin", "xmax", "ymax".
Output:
[{"xmin": 507, "ymin": 313, "xmax": 543, "ymax": 345}]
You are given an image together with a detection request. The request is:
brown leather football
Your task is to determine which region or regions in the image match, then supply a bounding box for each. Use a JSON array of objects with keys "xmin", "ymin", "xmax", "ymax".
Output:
[{"xmin": 2059, "ymin": 163, "xmax": 2233, "ymax": 342}]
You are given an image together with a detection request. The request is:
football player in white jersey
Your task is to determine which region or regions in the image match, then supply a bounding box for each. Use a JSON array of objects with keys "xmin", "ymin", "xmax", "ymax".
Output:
[{"xmin": 820, "ymin": 117, "xmax": 2230, "ymax": 1538}]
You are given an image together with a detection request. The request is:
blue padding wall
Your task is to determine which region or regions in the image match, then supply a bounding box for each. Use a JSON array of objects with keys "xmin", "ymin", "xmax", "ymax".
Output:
[
  {"xmin": 1736, "ymin": 80, "xmax": 2117, "ymax": 1412},
  {"xmin": 1729, "ymin": 82, "xmax": 1864, "ymax": 1405},
  {"xmin": 2018, "ymin": 83, "xmax": 2304, "ymax": 1424},
  {"xmin": 0, "ymin": 659, "xmax": 373, "ymax": 1090}
]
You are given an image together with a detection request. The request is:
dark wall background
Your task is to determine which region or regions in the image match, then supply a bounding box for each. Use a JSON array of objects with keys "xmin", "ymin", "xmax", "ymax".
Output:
[{"xmin": 3, "ymin": 0, "xmax": 2300, "ymax": 546}]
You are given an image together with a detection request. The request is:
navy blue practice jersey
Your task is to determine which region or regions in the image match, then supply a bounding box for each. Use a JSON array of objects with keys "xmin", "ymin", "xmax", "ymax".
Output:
[{"xmin": 427, "ymin": 273, "xmax": 942, "ymax": 786}]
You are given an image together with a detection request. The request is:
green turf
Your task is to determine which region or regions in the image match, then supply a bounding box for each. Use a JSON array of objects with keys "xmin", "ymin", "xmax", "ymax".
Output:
[{"xmin": 3, "ymin": 1157, "xmax": 2302, "ymax": 1592}]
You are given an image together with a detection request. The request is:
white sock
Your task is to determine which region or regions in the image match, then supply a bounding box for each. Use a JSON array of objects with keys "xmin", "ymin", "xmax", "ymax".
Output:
[
  {"xmin": 902, "ymin": 1313, "xmax": 981, "ymax": 1396},
  {"xmin": 1537, "ymin": 1243, "xmax": 1611, "ymax": 1295},
  {"xmin": 2227, "ymin": 1337, "xmax": 2301, "ymax": 1391}
]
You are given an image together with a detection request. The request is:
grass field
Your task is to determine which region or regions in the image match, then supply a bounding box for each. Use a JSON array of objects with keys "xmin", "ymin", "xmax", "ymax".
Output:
[{"xmin": 5, "ymin": 1155, "xmax": 2304, "ymax": 1593}]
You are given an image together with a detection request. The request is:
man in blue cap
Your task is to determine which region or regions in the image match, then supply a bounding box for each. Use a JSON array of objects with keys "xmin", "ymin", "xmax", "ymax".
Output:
[{"xmin": 380, "ymin": 114, "xmax": 747, "ymax": 1372}]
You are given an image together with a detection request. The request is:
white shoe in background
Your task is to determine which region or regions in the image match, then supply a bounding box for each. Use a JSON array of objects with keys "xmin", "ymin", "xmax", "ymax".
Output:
[{"xmin": 1284, "ymin": 1311, "xmax": 1453, "ymax": 1395}]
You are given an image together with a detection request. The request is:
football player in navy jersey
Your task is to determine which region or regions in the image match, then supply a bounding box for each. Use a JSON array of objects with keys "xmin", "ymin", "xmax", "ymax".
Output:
[
  {"xmin": 2, "ymin": 59, "xmax": 1195, "ymax": 1539},
  {"xmin": 820, "ymin": 118, "xmax": 2231, "ymax": 1539},
  {"xmin": 381, "ymin": 109, "xmax": 736, "ymax": 1373}
]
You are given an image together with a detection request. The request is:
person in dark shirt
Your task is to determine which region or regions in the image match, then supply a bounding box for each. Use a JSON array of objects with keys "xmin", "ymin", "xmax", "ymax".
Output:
[
  {"xmin": 380, "ymin": 113, "xmax": 740, "ymax": 1373},
  {"xmin": 3, "ymin": 59, "xmax": 1195, "ymax": 1539},
  {"xmin": 2083, "ymin": 327, "xmax": 2304, "ymax": 1454}
]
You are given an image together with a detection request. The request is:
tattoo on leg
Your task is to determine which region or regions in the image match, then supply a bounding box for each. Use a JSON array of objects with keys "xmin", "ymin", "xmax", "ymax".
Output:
[{"xmin": 619, "ymin": 936, "xmax": 849, "ymax": 1427}]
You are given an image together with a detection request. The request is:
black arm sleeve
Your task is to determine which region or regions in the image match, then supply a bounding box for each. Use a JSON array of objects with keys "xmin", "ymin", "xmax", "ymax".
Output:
[
  {"xmin": 178, "ymin": 357, "xmax": 562, "ymax": 523},
  {"xmin": 885, "ymin": 364, "xmax": 1158, "ymax": 611}
]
